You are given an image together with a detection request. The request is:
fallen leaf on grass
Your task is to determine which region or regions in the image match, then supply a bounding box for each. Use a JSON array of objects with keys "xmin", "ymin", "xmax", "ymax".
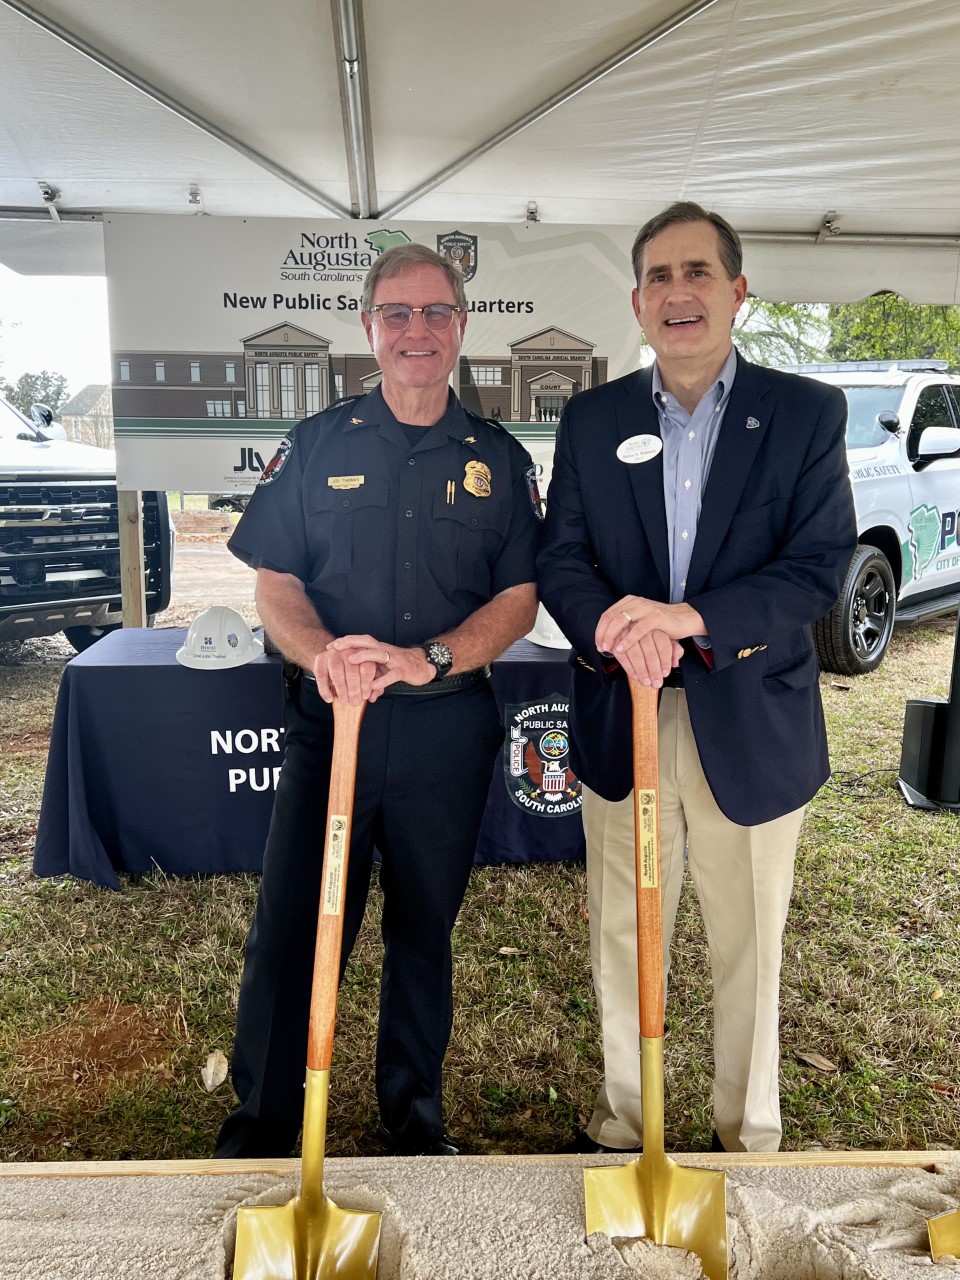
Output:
[
  {"xmin": 201, "ymin": 1049, "xmax": 228, "ymax": 1092},
  {"xmin": 831, "ymin": 682, "xmax": 851, "ymax": 692},
  {"xmin": 931, "ymin": 1082, "xmax": 957, "ymax": 1096},
  {"xmin": 796, "ymin": 1050, "xmax": 838, "ymax": 1073},
  {"xmin": 497, "ymin": 946, "xmax": 526, "ymax": 956},
  {"xmin": 931, "ymin": 987, "xmax": 945, "ymax": 1001}
]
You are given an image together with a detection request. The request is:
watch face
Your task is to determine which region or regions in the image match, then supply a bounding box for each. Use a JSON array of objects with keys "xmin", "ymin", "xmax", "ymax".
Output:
[{"xmin": 425, "ymin": 641, "xmax": 453, "ymax": 677}]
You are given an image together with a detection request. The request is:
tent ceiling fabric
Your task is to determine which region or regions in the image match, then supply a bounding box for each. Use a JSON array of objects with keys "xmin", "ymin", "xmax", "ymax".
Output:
[{"xmin": 2, "ymin": 0, "xmax": 960, "ymax": 301}]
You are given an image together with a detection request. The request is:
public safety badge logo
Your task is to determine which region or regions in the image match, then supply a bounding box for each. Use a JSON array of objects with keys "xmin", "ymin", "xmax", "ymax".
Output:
[
  {"xmin": 258, "ymin": 436, "xmax": 294, "ymax": 486},
  {"xmin": 503, "ymin": 695, "xmax": 582, "ymax": 818},
  {"xmin": 437, "ymin": 230, "xmax": 478, "ymax": 282}
]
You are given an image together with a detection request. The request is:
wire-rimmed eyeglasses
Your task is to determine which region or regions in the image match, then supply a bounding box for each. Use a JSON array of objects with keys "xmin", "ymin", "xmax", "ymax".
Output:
[{"xmin": 367, "ymin": 302, "xmax": 463, "ymax": 332}]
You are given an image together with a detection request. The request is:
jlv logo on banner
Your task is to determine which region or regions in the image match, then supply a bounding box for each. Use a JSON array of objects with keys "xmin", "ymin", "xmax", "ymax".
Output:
[{"xmin": 233, "ymin": 447, "xmax": 265, "ymax": 474}]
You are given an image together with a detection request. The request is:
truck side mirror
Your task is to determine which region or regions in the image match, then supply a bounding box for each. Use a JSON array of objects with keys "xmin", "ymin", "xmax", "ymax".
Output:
[
  {"xmin": 877, "ymin": 411, "xmax": 900, "ymax": 433},
  {"xmin": 30, "ymin": 402, "xmax": 67, "ymax": 441}
]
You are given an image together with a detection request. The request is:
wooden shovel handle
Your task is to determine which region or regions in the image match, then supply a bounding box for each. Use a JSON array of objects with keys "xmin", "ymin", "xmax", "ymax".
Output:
[
  {"xmin": 628, "ymin": 678, "xmax": 665, "ymax": 1040},
  {"xmin": 307, "ymin": 697, "xmax": 365, "ymax": 1072}
]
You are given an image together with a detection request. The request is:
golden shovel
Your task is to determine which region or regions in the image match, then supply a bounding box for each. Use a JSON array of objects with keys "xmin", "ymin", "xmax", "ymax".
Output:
[
  {"xmin": 584, "ymin": 678, "xmax": 727, "ymax": 1280},
  {"xmin": 928, "ymin": 1207, "xmax": 960, "ymax": 1261},
  {"xmin": 234, "ymin": 697, "xmax": 381, "ymax": 1280}
]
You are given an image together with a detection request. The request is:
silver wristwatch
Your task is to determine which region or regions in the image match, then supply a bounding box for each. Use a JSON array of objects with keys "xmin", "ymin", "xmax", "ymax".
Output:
[{"xmin": 422, "ymin": 640, "xmax": 454, "ymax": 682}]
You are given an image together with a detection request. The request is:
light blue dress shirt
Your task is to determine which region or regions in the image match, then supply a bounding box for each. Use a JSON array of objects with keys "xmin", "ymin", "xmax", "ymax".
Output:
[{"xmin": 652, "ymin": 347, "xmax": 739, "ymax": 610}]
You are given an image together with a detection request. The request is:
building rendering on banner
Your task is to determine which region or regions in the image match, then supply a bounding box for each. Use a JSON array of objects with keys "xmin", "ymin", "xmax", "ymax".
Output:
[{"xmin": 110, "ymin": 326, "xmax": 608, "ymax": 426}]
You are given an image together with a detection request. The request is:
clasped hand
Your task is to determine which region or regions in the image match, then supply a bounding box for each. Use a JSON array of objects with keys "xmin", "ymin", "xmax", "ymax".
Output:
[
  {"xmin": 312, "ymin": 635, "xmax": 434, "ymax": 704},
  {"xmin": 595, "ymin": 596, "xmax": 693, "ymax": 687}
]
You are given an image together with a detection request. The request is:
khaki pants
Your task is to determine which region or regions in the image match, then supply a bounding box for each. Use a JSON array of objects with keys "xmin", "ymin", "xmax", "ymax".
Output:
[{"xmin": 582, "ymin": 689, "xmax": 804, "ymax": 1153}]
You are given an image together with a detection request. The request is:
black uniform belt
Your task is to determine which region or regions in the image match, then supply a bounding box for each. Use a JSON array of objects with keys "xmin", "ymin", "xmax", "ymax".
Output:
[{"xmin": 298, "ymin": 665, "xmax": 491, "ymax": 695}]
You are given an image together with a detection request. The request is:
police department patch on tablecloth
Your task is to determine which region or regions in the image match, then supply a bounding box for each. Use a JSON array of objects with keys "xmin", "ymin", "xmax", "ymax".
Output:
[{"xmin": 503, "ymin": 694, "xmax": 582, "ymax": 817}]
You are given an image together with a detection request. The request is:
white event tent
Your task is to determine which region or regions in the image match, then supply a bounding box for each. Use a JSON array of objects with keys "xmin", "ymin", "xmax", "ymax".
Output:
[{"xmin": 1, "ymin": 0, "xmax": 960, "ymax": 302}]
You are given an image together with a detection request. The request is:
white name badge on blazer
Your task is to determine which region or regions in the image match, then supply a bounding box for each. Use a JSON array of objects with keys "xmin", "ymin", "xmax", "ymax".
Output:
[{"xmin": 616, "ymin": 434, "xmax": 662, "ymax": 464}]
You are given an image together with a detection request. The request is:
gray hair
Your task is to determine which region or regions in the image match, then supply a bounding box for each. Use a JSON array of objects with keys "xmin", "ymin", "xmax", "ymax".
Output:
[
  {"xmin": 361, "ymin": 243, "xmax": 467, "ymax": 311},
  {"xmin": 631, "ymin": 201, "xmax": 743, "ymax": 284}
]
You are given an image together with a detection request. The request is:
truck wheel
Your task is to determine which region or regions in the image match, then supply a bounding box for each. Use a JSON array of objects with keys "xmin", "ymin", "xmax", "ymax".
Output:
[
  {"xmin": 813, "ymin": 545, "xmax": 896, "ymax": 676},
  {"xmin": 63, "ymin": 616, "xmax": 154, "ymax": 653}
]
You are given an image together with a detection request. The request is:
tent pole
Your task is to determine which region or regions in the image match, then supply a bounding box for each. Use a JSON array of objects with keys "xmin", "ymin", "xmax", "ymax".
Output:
[
  {"xmin": 380, "ymin": 0, "xmax": 719, "ymax": 219},
  {"xmin": 0, "ymin": 0, "xmax": 351, "ymax": 217}
]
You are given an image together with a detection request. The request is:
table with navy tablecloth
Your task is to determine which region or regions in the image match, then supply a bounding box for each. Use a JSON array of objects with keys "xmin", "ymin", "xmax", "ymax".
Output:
[{"xmin": 34, "ymin": 628, "xmax": 584, "ymax": 889}]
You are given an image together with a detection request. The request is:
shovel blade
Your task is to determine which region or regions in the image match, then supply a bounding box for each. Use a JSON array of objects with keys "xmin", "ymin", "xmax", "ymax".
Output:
[
  {"xmin": 585, "ymin": 1154, "xmax": 727, "ymax": 1280},
  {"xmin": 928, "ymin": 1207, "xmax": 960, "ymax": 1261},
  {"xmin": 233, "ymin": 1193, "xmax": 381, "ymax": 1280}
]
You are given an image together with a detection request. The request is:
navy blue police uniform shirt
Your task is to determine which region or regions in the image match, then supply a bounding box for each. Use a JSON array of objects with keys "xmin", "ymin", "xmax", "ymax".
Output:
[{"xmin": 227, "ymin": 386, "xmax": 541, "ymax": 647}]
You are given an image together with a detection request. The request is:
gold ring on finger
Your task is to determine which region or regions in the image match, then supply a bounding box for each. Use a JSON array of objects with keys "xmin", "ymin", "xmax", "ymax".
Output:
[
  {"xmin": 621, "ymin": 610, "xmax": 632, "ymax": 622},
  {"xmin": 383, "ymin": 651, "xmax": 390, "ymax": 664}
]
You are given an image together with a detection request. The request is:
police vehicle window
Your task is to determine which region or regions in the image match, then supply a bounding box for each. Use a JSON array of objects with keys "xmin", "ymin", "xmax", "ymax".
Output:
[
  {"xmin": 907, "ymin": 385, "xmax": 953, "ymax": 461},
  {"xmin": 944, "ymin": 385, "xmax": 960, "ymax": 428},
  {"xmin": 839, "ymin": 385, "xmax": 902, "ymax": 449}
]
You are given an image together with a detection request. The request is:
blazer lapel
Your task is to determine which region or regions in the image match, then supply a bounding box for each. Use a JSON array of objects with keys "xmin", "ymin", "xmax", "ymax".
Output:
[
  {"xmin": 686, "ymin": 353, "xmax": 772, "ymax": 596},
  {"xmin": 617, "ymin": 368, "xmax": 670, "ymax": 599}
]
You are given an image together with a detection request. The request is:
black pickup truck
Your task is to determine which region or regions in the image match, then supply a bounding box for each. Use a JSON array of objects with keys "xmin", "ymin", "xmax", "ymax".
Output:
[{"xmin": 0, "ymin": 396, "xmax": 173, "ymax": 651}]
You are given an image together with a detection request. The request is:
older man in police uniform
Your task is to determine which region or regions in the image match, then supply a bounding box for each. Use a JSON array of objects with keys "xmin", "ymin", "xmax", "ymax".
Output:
[{"xmin": 215, "ymin": 243, "xmax": 539, "ymax": 1159}]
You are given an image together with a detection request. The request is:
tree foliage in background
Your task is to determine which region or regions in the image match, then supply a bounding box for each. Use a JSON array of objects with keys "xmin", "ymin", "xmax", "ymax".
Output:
[
  {"xmin": 1, "ymin": 369, "xmax": 69, "ymax": 418},
  {"xmin": 825, "ymin": 294, "xmax": 960, "ymax": 365},
  {"xmin": 733, "ymin": 298, "xmax": 827, "ymax": 366}
]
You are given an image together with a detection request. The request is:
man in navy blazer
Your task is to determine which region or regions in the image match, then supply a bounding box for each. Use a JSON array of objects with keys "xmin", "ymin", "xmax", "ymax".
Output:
[{"xmin": 537, "ymin": 202, "xmax": 856, "ymax": 1154}]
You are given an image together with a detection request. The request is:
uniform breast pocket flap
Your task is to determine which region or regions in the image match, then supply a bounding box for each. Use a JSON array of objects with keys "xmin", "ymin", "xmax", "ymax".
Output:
[
  {"xmin": 431, "ymin": 490, "xmax": 505, "ymax": 534},
  {"xmin": 308, "ymin": 479, "xmax": 389, "ymax": 573}
]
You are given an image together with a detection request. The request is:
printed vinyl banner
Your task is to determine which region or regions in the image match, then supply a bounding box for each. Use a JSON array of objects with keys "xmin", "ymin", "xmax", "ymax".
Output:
[{"xmin": 103, "ymin": 214, "xmax": 648, "ymax": 492}]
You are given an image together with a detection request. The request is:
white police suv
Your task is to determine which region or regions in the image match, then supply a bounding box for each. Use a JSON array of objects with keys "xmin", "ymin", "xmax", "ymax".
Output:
[{"xmin": 782, "ymin": 361, "xmax": 960, "ymax": 675}]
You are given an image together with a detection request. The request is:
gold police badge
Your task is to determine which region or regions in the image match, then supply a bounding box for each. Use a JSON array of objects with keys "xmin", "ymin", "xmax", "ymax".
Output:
[{"xmin": 463, "ymin": 460, "xmax": 492, "ymax": 498}]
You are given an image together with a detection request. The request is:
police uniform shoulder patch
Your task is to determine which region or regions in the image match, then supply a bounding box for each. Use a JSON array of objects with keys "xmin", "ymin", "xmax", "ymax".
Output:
[
  {"xmin": 259, "ymin": 435, "xmax": 294, "ymax": 485},
  {"xmin": 525, "ymin": 464, "xmax": 544, "ymax": 521}
]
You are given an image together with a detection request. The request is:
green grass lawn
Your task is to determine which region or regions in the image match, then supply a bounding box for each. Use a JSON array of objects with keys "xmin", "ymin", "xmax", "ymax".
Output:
[{"xmin": 0, "ymin": 617, "xmax": 958, "ymax": 1161}]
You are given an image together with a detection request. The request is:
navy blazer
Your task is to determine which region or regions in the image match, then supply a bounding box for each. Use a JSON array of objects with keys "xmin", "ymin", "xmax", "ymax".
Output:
[{"xmin": 536, "ymin": 351, "xmax": 857, "ymax": 826}]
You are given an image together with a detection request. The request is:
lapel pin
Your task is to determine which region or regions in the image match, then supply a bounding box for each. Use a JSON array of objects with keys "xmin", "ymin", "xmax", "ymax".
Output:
[{"xmin": 746, "ymin": 416, "xmax": 760, "ymax": 430}]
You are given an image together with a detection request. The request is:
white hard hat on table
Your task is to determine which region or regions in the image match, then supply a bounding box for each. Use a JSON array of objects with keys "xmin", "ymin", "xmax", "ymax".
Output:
[{"xmin": 176, "ymin": 605, "xmax": 264, "ymax": 669}]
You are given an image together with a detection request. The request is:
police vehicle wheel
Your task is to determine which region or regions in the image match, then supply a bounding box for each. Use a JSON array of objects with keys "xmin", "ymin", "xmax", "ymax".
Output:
[
  {"xmin": 813, "ymin": 544, "xmax": 896, "ymax": 676},
  {"xmin": 64, "ymin": 615, "xmax": 154, "ymax": 653}
]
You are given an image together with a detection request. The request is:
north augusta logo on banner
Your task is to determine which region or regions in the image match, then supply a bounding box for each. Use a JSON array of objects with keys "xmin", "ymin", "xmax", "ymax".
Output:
[{"xmin": 503, "ymin": 694, "xmax": 582, "ymax": 818}]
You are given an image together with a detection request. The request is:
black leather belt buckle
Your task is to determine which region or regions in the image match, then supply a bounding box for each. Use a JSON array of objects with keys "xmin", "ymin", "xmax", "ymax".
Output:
[{"xmin": 385, "ymin": 666, "xmax": 491, "ymax": 696}]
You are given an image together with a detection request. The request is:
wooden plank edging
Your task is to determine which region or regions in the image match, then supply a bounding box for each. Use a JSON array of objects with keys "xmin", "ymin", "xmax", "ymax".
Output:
[{"xmin": 0, "ymin": 1150, "xmax": 956, "ymax": 1179}]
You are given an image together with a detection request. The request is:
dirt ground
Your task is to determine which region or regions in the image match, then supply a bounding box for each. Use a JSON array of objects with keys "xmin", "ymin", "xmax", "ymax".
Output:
[{"xmin": 160, "ymin": 536, "xmax": 257, "ymax": 628}]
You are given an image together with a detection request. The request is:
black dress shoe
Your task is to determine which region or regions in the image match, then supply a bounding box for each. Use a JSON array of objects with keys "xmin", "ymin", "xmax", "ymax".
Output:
[
  {"xmin": 378, "ymin": 1123, "xmax": 461, "ymax": 1156},
  {"xmin": 558, "ymin": 1129, "xmax": 640, "ymax": 1155}
]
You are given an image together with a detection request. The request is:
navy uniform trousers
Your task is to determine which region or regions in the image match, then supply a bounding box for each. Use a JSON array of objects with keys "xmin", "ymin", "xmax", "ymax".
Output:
[{"xmin": 215, "ymin": 667, "xmax": 504, "ymax": 1157}]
